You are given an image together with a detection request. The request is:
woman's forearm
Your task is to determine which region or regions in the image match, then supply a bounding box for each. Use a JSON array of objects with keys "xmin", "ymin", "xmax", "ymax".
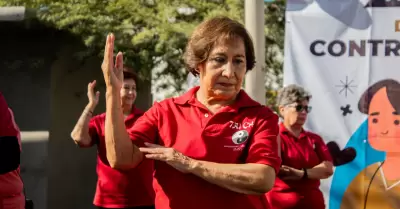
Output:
[
  {"xmin": 188, "ymin": 160, "xmax": 275, "ymax": 195},
  {"xmin": 105, "ymin": 90, "xmax": 143, "ymax": 170},
  {"xmin": 70, "ymin": 104, "xmax": 95, "ymax": 147},
  {"xmin": 306, "ymin": 161, "xmax": 334, "ymax": 179}
]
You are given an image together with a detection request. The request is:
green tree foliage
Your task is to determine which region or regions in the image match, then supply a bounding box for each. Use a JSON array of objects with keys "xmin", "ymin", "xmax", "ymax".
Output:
[
  {"xmin": 1, "ymin": 0, "xmax": 284, "ymax": 102},
  {"xmin": 264, "ymin": 0, "xmax": 285, "ymax": 110}
]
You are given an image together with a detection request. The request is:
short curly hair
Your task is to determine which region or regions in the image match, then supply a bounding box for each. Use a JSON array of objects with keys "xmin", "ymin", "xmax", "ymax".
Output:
[
  {"xmin": 277, "ymin": 84, "xmax": 312, "ymax": 106},
  {"xmin": 123, "ymin": 66, "xmax": 138, "ymax": 84},
  {"xmin": 183, "ymin": 16, "xmax": 256, "ymax": 76}
]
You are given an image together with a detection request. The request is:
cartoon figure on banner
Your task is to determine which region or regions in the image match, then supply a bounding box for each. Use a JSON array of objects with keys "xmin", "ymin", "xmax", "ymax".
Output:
[{"xmin": 330, "ymin": 79, "xmax": 400, "ymax": 209}]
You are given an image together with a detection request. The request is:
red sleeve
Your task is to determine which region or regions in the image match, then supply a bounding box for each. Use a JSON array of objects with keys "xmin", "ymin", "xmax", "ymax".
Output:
[
  {"xmin": 313, "ymin": 134, "xmax": 333, "ymax": 163},
  {"xmin": 246, "ymin": 108, "xmax": 281, "ymax": 174},
  {"xmin": 0, "ymin": 93, "xmax": 18, "ymax": 137},
  {"xmin": 88, "ymin": 116, "xmax": 100, "ymax": 144},
  {"xmin": 127, "ymin": 103, "xmax": 159, "ymax": 145}
]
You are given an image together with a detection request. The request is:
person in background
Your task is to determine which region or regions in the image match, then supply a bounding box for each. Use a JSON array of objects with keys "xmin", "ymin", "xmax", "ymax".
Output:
[
  {"xmin": 100, "ymin": 16, "xmax": 281, "ymax": 209},
  {"xmin": 70, "ymin": 69, "xmax": 155, "ymax": 209},
  {"xmin": 0, "ymin": 93, "xmax": 25, "ymax": 209},
  {"xmin": 266, "ymin": 84, "xmax": 334, "ymax": 209}
]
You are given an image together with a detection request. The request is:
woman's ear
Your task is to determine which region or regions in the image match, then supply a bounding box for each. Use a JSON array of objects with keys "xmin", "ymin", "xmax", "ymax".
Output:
[
  {"xmin": 278, "ymin": 105, "xmax": 285, "ymax": 116},
  {"xmin": 197, "ymin": 63, "xmax": 205, "ymax": 75}
]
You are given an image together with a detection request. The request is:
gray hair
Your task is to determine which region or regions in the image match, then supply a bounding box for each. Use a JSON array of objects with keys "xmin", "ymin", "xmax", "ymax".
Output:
[{"xmin": 277, "ymin": 84, "xmax": 312, "ymax": 106}]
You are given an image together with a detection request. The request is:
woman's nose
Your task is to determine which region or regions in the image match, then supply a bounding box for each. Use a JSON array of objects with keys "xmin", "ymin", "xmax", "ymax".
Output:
[{"xmin": 222, "ymin": 62, "xmax": 235, "ymax": 78}]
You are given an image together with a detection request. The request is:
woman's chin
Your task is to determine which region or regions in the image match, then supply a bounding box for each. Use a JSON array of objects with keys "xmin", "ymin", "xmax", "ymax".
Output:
[
  {"xmin": 210, "ymin": 89, "xmax": 238, "ymax": 100},
  {"xmin": 123, "ymin": 101, "xmax": 134, "ymax": 106}
]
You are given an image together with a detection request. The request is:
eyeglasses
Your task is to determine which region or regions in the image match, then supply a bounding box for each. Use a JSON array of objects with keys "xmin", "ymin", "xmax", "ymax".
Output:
[{"xmin": 286, "ymin": 104, "xmax": 312, "ymax": 113}]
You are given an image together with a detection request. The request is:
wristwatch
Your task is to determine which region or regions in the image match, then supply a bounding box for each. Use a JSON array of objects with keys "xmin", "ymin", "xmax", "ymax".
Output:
[{"xmin": 302, "ymin": 168, "xmax": 308, "ymax": 179}]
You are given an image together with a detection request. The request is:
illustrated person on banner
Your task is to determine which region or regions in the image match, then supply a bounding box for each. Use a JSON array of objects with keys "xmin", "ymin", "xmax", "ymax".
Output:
[{"xmin": 340, "ymin": 79, "xmax": 400, "ymax": 209}]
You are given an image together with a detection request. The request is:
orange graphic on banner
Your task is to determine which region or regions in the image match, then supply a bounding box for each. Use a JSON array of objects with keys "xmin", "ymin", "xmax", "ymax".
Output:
[{"xmin": 396, "ymin": 20, "xmax": 400, "ymax": 32}]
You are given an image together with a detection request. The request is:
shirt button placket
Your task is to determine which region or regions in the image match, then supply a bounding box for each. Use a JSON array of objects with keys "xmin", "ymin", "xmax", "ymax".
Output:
[{"xmin": 202, "ymin": 112, "xmax": 212, "ymax": 129}]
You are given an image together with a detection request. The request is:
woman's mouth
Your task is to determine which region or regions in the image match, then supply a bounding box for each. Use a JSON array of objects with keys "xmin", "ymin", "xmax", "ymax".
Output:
[{"xmin": 217, "ymin": 83, "xmax": 234, "ymax": 88}]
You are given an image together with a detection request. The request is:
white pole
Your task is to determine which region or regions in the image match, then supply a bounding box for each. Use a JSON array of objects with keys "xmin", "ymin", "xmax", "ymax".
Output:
[
  {"xmin": 0, "ymin": 7, "xmax": 25, "ymax": 21},
  {"xmin": 245, "ymin": 0, "xmax": 265, "ymax": 104}
]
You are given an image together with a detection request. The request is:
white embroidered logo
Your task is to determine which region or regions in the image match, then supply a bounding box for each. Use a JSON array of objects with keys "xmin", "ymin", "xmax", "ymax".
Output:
[{"xmin": 232, "ymin": 130, "xmax": 249, "ymax": 145}]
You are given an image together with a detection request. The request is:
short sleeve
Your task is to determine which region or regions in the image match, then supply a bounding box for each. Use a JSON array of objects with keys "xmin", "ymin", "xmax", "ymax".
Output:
[
  {"xmin": 0, "ymin": 93, "xmax": 18, "ymax": 137},
  {"xmin": 313, "ymin": 134, "xmax": 333, "ymax": 163},
  {"xmin": 246, "ymin": 109, "xmax": 281, "ymax": 174},
  {"xmin": 89, "ymin": 117, "xmax": 100, "ymax": 144},
  {"xmin": 127, "ymin": 103, "xmax": 159, "ymax": 145}
]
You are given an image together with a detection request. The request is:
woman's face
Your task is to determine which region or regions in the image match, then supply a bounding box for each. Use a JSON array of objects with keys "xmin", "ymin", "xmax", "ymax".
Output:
[
  {"xmin": 197, "ymin": 37, "xmax": 246, "ymax": 101},
  {"xmin": 279, "ymin": 100, "xmax": 310, "ymax": 128},
  {"xmin": 368, "ymin": 87, "xmax": 400, "ymax": 152},
  {"xmin": 120, "ymin": 79, "xmax": 137, "ymax": 106}
]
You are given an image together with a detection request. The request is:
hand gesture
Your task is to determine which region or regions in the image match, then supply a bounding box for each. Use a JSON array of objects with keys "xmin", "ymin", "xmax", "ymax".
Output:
[
  {"xmin": 279, "ymin": 165, "xmax": 304, "ymax": 181},
  {"xmin": 87, "ymin": 80, "xmax": 100, "ymax": 107},
  {"xmin": 139, "ymin": 142, "xmax": 193, "ymax": 173},
  {"xmin": 101, "ymin": 34, "xmax": 124, "ymax": 90}
]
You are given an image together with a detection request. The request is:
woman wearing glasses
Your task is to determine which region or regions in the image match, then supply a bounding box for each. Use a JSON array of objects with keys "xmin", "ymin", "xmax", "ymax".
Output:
[{"xmin": 266, "ymin": 84, "xmax": 334, "ymax": 209}]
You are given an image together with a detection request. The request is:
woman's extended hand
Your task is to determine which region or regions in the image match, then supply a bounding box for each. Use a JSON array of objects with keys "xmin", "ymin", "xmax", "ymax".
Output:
[
  {"xmin": 139, "ymin": 142, "xmax": 194, "ymax": 173},
  {"xmin": 101, "ymin": 33, "xmax": 124, "ymax": 91}
]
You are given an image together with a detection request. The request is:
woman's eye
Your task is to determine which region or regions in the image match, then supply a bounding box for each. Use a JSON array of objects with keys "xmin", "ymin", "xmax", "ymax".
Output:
[
  {"xmin": 372, "ymin": 118, "xmax": 378, "ymax": 124},
  {"xmin": 394, "ymin": 120, "xmax": 400, "ymax": 126},
  {"xmin": 212, "ymin": 57, "xmax": 226, "ymax": 63},
  {"xmin": 234, "ymin": 59, "xmax": 244, "ymax": 64}
]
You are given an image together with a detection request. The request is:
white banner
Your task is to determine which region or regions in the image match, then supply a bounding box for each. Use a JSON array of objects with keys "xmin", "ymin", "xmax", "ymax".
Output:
[{"xmin": 284, "ymin": 0, "xmax": 400, "ymax": 208}]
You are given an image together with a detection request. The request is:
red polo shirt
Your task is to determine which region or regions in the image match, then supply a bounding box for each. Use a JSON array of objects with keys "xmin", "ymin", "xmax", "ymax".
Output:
[
  {"xmin": 0, "ymin": 94, "xmax": 24, "ymax": 208},
  {"xmin": 0, "ymin": 93, "xmax": 18, "ymax": 137},
  {"xmin": 89, "ymin": 107, "xmax": 155, "ymax": 208},
  {"xmin": 128, "ymin": 86, "xmax": 281, "ymax": 209},
  {"xmin": 266, "ymin": 123, "xmax": 333, "ymax": 209}
]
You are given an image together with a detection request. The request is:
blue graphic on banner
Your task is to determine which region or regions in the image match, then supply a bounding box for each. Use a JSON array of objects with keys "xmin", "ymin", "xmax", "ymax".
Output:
[{"xmin": 329, "ymin": 120, "xmax": 386, "ymax": 209}]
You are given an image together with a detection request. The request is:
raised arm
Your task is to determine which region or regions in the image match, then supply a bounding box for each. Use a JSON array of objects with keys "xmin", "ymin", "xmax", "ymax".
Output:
[
  {"xmin": 70, "ymin": 81, "xmax": 99, "ymax": 147},
  {"xmin": 102, "ymin": 34, "xmax": 143, "ymax": 170}
]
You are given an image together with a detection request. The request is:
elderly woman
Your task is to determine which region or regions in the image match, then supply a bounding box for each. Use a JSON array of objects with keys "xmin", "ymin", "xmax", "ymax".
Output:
[
  {"xmin": 100, "ymin": 16, "xmax": 281, "ymax": 209},
  {"xmin": 0, "ymin": 93, "xmax": 25, "ymax": 209},
  {"xmin": 266, "ymin": 84, "xmax": 334, "ymax": 209},
  {"xmin": 71, "ymin": 69, "xmax": 154, "ymax": 209}
]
